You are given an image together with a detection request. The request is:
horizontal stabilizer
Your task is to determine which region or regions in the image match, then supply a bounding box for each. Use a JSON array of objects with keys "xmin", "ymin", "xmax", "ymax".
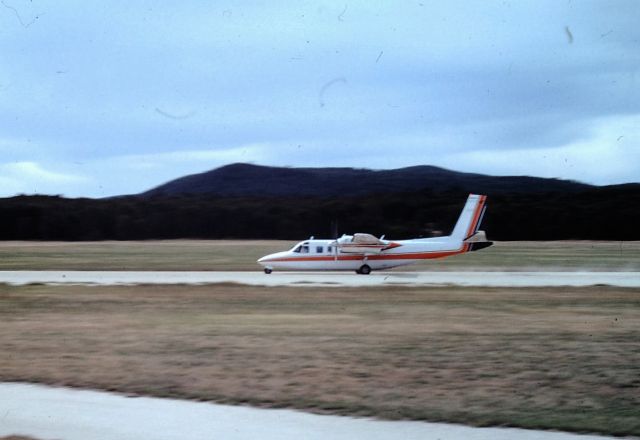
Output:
[
  {"xmin": 464, "ymin": 230, "xmax": 493, "ymax": 251},
  {"xmin": 463, "ymin": 230, "xmax": 489, "ymax": 243}
]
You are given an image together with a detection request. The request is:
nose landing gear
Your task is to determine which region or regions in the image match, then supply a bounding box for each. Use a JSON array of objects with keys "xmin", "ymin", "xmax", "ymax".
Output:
[{"xmin": 264, "ymin": 268, "xmax": 273, "ymax": 274}]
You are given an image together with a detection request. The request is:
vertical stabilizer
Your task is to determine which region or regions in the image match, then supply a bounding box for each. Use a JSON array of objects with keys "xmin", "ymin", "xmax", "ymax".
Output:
[{"xmin": 450, "ymin": 194, "xmax": 487, "ymax": 241}]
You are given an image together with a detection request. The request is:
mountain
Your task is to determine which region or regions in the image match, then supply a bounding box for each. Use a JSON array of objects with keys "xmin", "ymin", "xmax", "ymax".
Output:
[
  {"xmin": 141, "ymin": 163, "xmax": 591, "ymax": 197},
  {"xmin": 2, "ymin": 164, "xmax": 638, "ymax": 241},
  {"xmin": 3, "ymin": 181, "xmax": 638, "ymax": 241}
]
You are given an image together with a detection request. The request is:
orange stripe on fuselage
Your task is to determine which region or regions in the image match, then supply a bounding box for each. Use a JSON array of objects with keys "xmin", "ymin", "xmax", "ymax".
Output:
[{"xmin": 262, "ymin": 249, "xmax": 465, "ymax": 263}]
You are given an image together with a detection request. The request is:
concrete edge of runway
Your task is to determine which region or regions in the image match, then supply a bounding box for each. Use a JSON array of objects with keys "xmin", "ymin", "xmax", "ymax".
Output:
[
  {"xmin": 0, "ymin": 382, "xmax": 615, "ymax": 440},
  {"xmin": 0, "ymin": 271, "xmax": 639, "ymax": 287}
]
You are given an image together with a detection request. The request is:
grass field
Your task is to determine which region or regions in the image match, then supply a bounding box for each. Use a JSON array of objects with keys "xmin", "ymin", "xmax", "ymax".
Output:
[
  {"xmin": 1, "ymin": 283, "xmax": 639, "ymax": 436},
  {"xmin": 0, "ymin": 240, "xmax": 639, "ymax": 271}
]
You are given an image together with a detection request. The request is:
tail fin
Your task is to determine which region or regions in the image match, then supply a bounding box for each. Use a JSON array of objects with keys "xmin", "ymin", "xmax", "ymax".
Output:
[{"xmin": 450, "ymin": 194, "xmax": 487, "ymax": 241}]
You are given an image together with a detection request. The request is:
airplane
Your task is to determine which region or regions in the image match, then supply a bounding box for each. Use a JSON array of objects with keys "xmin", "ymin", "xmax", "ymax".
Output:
[{"xmin": 258, "ymin": 193, "xmax": 492, "ymax": 274}]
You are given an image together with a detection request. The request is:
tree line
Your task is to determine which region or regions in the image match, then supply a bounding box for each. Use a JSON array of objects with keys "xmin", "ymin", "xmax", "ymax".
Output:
[{"xmin": 0, "ymin": 184, "xmax": 638, "ymax": 241}]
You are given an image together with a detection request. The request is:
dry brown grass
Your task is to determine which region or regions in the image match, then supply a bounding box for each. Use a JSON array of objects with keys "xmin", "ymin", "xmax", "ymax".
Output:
[{"xmin": 1, "ymin": 283, "xmax": 639, "ymax": 436}]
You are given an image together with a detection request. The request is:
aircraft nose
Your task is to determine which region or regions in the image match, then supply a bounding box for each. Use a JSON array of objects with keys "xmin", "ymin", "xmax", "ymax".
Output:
[{"xmin": 258, "ymin": 251, "xmax": 286, "ymax": 265}]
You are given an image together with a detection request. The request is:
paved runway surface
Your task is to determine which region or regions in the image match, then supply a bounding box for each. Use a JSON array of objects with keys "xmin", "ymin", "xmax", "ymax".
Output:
[
  {"xmin": 1, "ymin": 270, "xmax": 639, "ymax": 287},
  {"xmin": 0, "ymin": 383, "xmax": 614, "ymax": 440}
]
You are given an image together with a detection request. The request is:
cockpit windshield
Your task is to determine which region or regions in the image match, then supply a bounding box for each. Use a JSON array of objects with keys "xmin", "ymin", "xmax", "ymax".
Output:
[{"xmin": 292, "ymin": 242, "xmax": 309, "ymax": 253}]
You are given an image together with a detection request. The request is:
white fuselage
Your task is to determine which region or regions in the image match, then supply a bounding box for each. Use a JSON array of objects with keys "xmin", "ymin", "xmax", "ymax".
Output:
[
  {"xmin": 257, "ymin": 237, "xmax": 468, "ymax": 272},
  {"xmin": 257, "ymin": 194, "xmax": 491, "ymax": 273}
]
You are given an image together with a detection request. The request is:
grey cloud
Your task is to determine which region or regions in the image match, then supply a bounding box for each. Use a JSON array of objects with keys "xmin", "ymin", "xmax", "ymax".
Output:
[{"xmin": 0, "ymin": 0, "xmax": 638, "ymax": 197}]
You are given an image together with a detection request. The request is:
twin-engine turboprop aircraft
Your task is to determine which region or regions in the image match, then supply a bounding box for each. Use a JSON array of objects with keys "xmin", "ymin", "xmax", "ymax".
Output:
[{"xmin": 258, "ymin": 194, "xmax": 492, "ymax": 274}]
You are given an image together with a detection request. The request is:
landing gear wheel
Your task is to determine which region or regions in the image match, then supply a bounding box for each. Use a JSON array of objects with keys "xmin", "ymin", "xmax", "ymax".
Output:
[
  {"xmin": 264, "ymin": 268, "xmax": 273, "ymax": 274},
  {"xmin": 357, "ymin": 264, "xmax": 371, "ymax": 275}
]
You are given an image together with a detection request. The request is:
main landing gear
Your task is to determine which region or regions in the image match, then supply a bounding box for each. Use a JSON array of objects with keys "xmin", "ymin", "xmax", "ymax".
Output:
[
  {"xmin": 264, "ymin": 268, "xmax": 273, "ymax": 274},
  {"xmin": 356, "ymin": 264, "xmax": 371, "ymax": 275}
]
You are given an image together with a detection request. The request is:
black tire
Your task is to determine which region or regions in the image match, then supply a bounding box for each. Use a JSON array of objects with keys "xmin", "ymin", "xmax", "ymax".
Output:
[
  {"xmin": 358, "ymin": 264, "xmax": 371, "ymax": 275},
  {"xmin": 264, "ymin": 268, "xmax": 273, "ymax": 274}
]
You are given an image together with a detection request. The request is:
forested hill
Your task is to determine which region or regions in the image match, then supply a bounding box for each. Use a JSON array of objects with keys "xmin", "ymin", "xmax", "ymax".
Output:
[
  {"xmin": 141, "ymin": 163, "xmax": 591, "ymax": 197},
  {"xmin": 1, "ymin": 183, "xmax": 638, "ymax": 241}
]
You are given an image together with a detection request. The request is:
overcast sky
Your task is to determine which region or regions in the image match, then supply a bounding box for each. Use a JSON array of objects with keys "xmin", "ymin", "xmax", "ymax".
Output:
[{"xmin": 1, "ymin": 1, "xmax": 638, "ymax": 197}]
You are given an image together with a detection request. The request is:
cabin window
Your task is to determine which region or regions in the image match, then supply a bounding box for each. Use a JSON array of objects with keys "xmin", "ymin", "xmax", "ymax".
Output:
[
  {"xmin": 301, "ymin": 245, "xmax": 309, "ymax": 254},
  {"xmin": 316, "ymin": 246, "xmax": 323, "ymax": 253},
  {"xmin": 327, "ymin": 246, "xmax": 333, "ymax": 253}
]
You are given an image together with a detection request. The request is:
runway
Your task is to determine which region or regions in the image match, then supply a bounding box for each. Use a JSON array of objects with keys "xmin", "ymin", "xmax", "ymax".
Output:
[
  {"xmin": 0, "ymin": 270, "xmax": 639, "ymax": 287},
  {"xmin": 0, "ymin": 383, "xmax": 614, "ymax": 440}
]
